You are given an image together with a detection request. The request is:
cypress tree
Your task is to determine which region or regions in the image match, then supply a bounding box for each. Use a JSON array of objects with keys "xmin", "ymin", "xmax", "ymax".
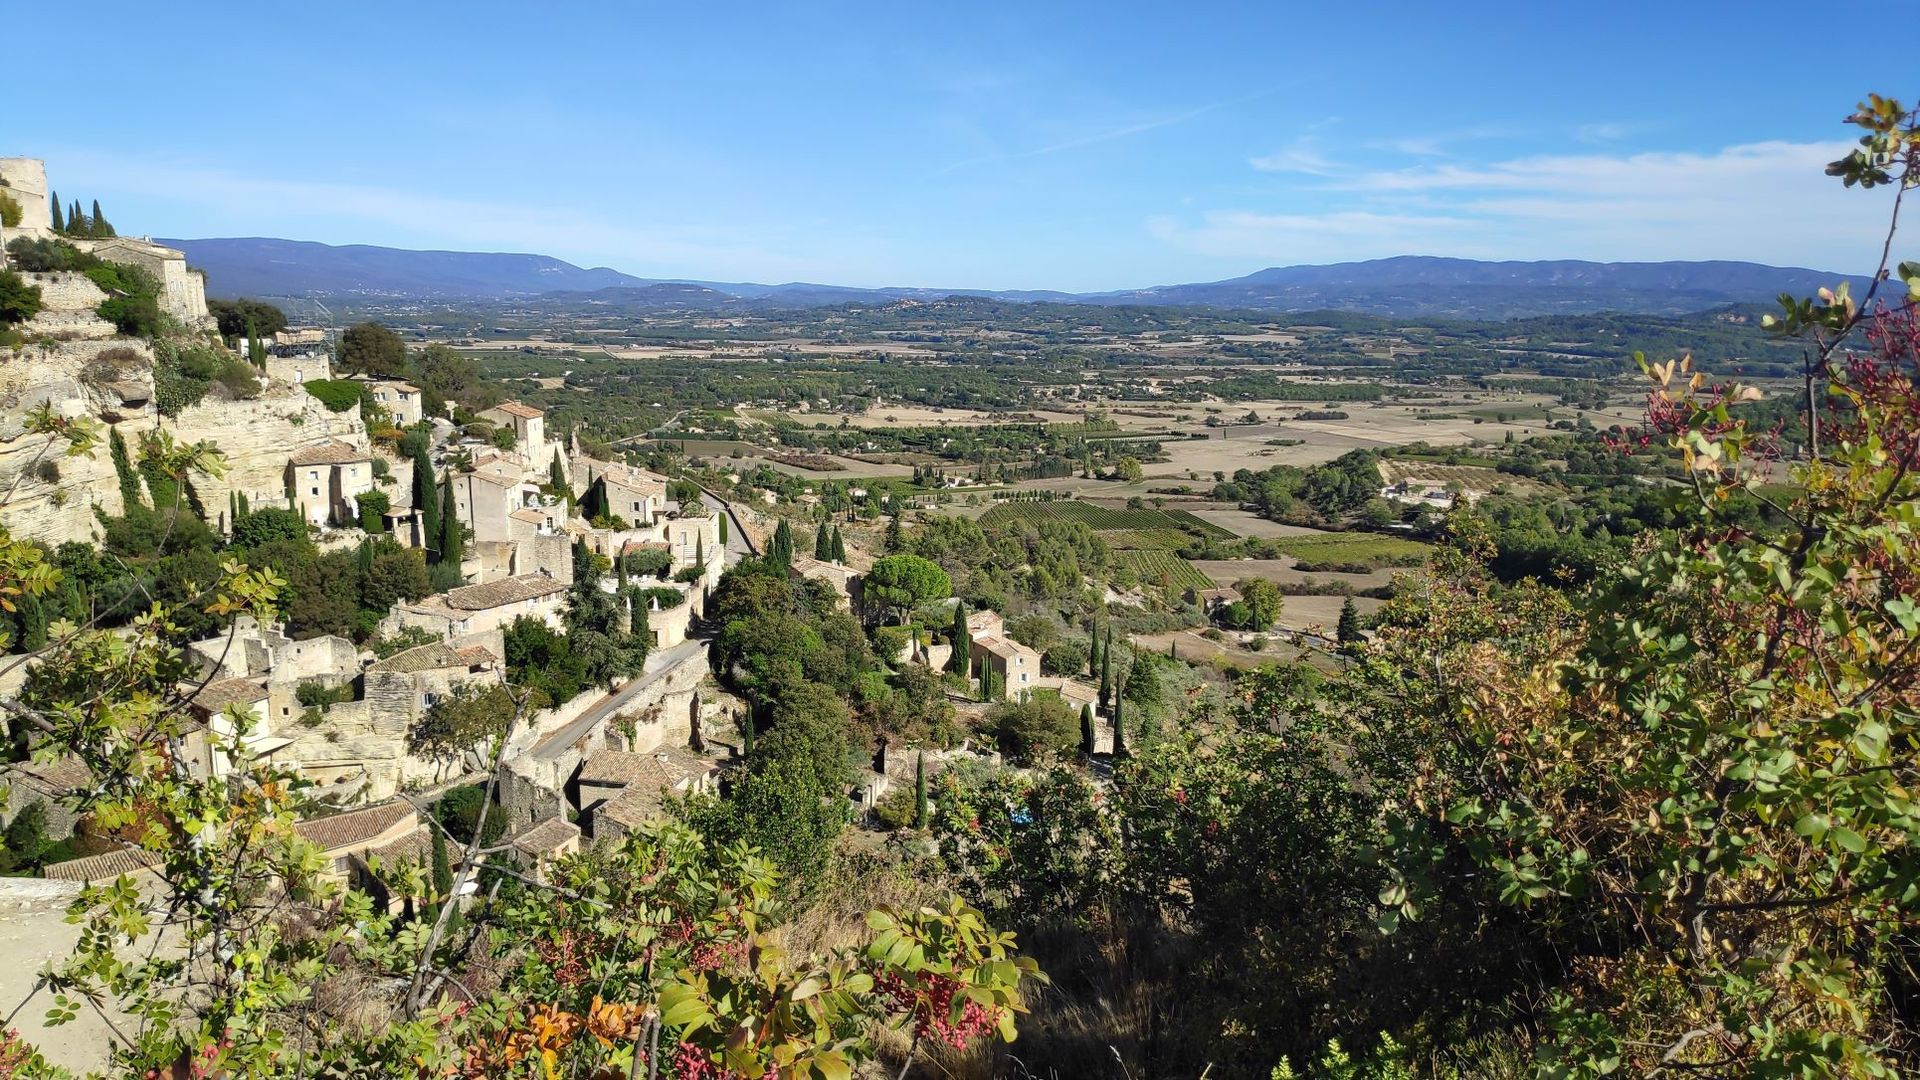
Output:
[
  {"xmin": 412, "ymin": 444, "xmax": 438, "ymax": 556},
  {"xmin": 885, "ymin": 512, "xmax": 903, "ymax": 552},
  {"xmin": 1098, "ymin": 629, "xmax": 1113, "ymax": 712},
  {"xmin": 435, "ymin": 474, "xmax": 463, "ymax": 581},
  {"xmin": 1111, "ymin": 694, "xmax": 1127, "ymax": 758},
  {"xmin": 718, "ymin": 513, "xmax": 727, "ymax": 546},
  {"xmin": 246, "ymin": 319, "xmax": 265, "ymax": 368},
  {"xmin": 90, "ymin": 200, "xmax": 106, "ymax": 238},
  {"xmin": 1080, "ymin": 703, "xmax": 1096, "ymax": 758},
  {"xmin": 548, "ymin": 449, "xmax": 567, "ymax": 496},
  {"xmin": 914, "ymin": 750, "xmax": 928, "ymax": 829},
  {"xmin": 948, "ymin": 602, "xmax": 969, "ymax": 675},
  {"xmin": 1169, "ymin": 640, "xmax": 1177, "ymax": 660},
  {"xmin": 238, "ymin": 492, "xmax": 250, "ymax": 518},
  {"xmin": 633, "ymin": 591, "xmax": 650, "ymax": 649},
  {"xmin": 740, "ymin": 711, "xmax": 755, "ymax": 756},
  {"xmin": 813, "ymin": 522, "xmax": 831, "ymax": 561},
  {"xmin": 49, "ymin": 194, "xmax": 62, "ymax": 233},
  {"xmin": 771, "ymin": 519, "xmax": 792, "ymax": 567},
  {"xmin": 430, "ymin": 825, "xmax": 452, "ymax": 901},
  {"xmin": 830, "ymin": 526, "xmax": 846, "ymax": 563},
  {"xmin": 694, "ymin": 532, "xmax": 705, "ymax": 570},
  {"xmin": 109, "ymin": 428, "xmax": 143, "ymax": 510},
  {"xmin": 16, "ymin": 594, "xmax": 47, "ymax": 652}
]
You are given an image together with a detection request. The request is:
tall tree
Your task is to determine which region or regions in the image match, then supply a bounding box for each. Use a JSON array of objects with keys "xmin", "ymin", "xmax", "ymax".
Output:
[
  {"xmin": 830, "ymin": 526, "xmax": 846, "ymax": 563},
  {"xmin": 813, "ymin": 522, "xmax": 831, "ymax": 561},
  {"xmin": 90, "ymin": 199, "xmax": 111, "ymax": 238},
  {"xmin": 1110, "ymin": 693, "xmax": 1126, "ymax": 758},
  {"xmin": 412, "ymin": 443, "xmax": 439, "ymax": 558},
  {"xmin": 433, "ymin": 474, "xmax": 464, "ymax": 591},
  {"xmin": 109, "ymin": 428, "xmax": 143, "ymax": 511},
  {"xmin": 770, "ymin": 519, "xmax": 792, "ymax": 567},
  {"xmin": 548, "ymin": 449, "xmax": 567, "ymax": 496},
  {"xmin": 885, "ymin": 512, "xmax": 903, "ymax": 552},
  {"xmin": 48, "ymin": 194, "xmax": 62, "ymax": 233},
  {"xmin": 947, "ymin": 602, "xmax": 970, "ymax": 675},
  {"xmin": 913, "ymin": 750, "xmax": 928, "ymax": 829},
  {"xmin": 1098, "ymin": 628, "xmax": 1113, "ymax": 712},
  {"xmin": 337, "ymin": 321, "xmax": 408, "ymax": 378},
  {"xmin": 1079, "ymin": 703, "xmax": 1096, "ymax": 758},
  {"xmin": 1337, "ymin": 597, "xmax": 1362, "ymax": 645}
]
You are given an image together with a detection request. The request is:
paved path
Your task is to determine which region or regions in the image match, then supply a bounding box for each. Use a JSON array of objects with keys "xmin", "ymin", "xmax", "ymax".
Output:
[
  {"xmin": 530, "ymin": 638, "xmax": 707, "ymax": 760},
  {"xmin": 699, "ymin": 487, "xmax": 757, "ymax": 564}
]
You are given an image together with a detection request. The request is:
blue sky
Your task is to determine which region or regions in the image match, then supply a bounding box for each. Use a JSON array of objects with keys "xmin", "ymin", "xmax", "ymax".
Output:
[{"xmin": 12, "ymin": 2, "xmax": 1910, "ymax": 290}]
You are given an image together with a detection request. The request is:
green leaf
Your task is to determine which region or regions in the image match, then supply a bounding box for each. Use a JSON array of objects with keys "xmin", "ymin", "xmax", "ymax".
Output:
[{"xmin": 1830, "ymin": 826, "xmax": 1868, "ymax": 854}]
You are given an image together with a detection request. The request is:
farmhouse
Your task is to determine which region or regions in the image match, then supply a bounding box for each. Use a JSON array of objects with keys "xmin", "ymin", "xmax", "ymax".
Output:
[{"xmin": 286, "ymin": 440, "xmax": 374, "ymax": 529}]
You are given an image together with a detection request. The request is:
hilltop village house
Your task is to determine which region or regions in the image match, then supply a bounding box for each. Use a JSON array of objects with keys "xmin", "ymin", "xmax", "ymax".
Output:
[
  {"xmin": 479, "ymin": 401, "xmax": 549, "ymax": 465},
  {"xmin": 286, "ymin": 440, "xmax": 375, "ymax": 528}
]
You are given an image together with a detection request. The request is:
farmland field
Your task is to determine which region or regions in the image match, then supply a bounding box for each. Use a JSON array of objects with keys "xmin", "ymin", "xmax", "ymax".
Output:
[
  {"xmin": 1267, "ymin": 533, "xmax": 1432, "ymax": 569},
  {"xmin": 979, "ymin": 500, "xmax": 1235, "ymax": 538},
  {"xmin": 1114, "ymin": 550, "xmax": 1214, "ymax": 589},
  {"xmin": 1103, "ymin": 529, "xmax": 1200, "ymax": 550}
]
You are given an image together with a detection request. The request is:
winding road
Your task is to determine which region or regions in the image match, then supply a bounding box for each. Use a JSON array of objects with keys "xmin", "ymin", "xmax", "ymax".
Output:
[{"xmin": 530, "ymin": 638, "xmax": 707, "ymax": 760}]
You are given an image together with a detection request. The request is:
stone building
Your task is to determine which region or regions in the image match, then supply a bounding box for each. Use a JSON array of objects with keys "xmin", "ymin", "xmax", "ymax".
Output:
[
  {"xmin": 188, "ymin": 616, "xmax": 359, "ymax": 735},
  {"xmin": 573, "ymin": 747, "xmax": 718, "ymax": 842},
  {"xmin": 361, "ymin": 378, "xmax": 423, "ymax": 426},
  {"xmin": 294, "ymin": 801, "xmax": 420, "ymax": 887},
  {"xmin": 0, "ymin": 157, "xmax": 54, "ymax": 241},
  {"xmin": 451, "ymin": 468, "xmax": 532, "ymax": 545},
  {"xmin": 509, "ymin": 817, "xmax": 581, "ymax": 884},
  {"xmin": 971, "ymin": 634, "xmax": 1041, "ymax": 701},
  {"xmin": 72, "ymin": 237, "xmax": 211, "ymax": 328},
  {"xmin": 575, "ymin": 457, "xmax": 667, "ymax": 526},
  {"xmin": 286, "ymin": 440, "xmax": 374, "ymax": 528},
  {"xmin": 478, "ymin": 401, "xmax": 547, "ymax": 464},
  {"xmin": 0, "ymin": 756, "xmax": 91, "ymax": 839},
  {"xmin": 181, "ymin": 676, "xmax": 283, "ymax": 777},
  {"xmin": 382, "ymin": 572, "xmax": 569, "ymax": 640},
  {"xmin": 790, "ymin": 555, "xmax": 860, "ymax": 610}
]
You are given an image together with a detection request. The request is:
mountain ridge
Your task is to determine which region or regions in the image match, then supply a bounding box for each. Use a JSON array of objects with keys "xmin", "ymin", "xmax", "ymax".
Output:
[{"xmin": 160, "ymin": 237, "xmax": 1866, "ymax": 320}]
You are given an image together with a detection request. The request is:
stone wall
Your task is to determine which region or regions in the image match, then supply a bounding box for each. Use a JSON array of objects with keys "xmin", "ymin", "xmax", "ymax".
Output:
[
  {"xmin": 18, "ymin": 272, "xmax": 114, "ymax": 341},
  {"xmin": 0, "ymin": 158, "xmax": 53, "ymax": 237}
]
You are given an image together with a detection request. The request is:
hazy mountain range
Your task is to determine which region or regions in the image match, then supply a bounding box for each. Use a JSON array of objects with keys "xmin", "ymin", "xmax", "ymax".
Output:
[{"xmin": 160, "ymin": 238, "xmax": 1864, "ymax": 320}]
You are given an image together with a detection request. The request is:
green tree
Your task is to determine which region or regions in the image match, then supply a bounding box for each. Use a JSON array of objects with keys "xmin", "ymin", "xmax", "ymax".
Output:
[
  {"xmin": 547, "ymin": 448, "xmax": 567, "ymax": 496},
  {"xmin": 1337, "ymin": 597, "xmax": 1362, "ymax": 645},
  {"xmin": 431, "ymin": 473, "xmax": 464, "ymax": 591},
  {"xmin": 830, "ymin": 526, "xmax": 846, "ymax": 563},
  {"xmin": 1238, "ymin": 577, "xmax": 1284, "ymax": 630},
  {"xmin": 48, "ymin": 192, "xmax": 62, "ymax": 232},
  {"xmin": 863, "ymin": 554, "xmax": 951, "ymax": 624},
  {"xmin": 1098, "ymin": 627, "xmax": 1113, "ymax": 712},
  {"xmin": 429, "ymin": 824, "xmax": 452, "ymax": 901},
  {"xmin": 412, "ymin": 443, "xmax": 438, "ymax": 557},
  {"xmin": 948, "ymin": 601, "xmax": 970, "ymax": 675},
  {"xmin": 1080, "ymin": 702, "xmax": 1096, "ymax": 758},
  {"xmin": 770, "ymin": 519, "xmax": 793, "ymax": 567},
  {"xmin": 337, "ymin": 321, "xmax": 407, "ymax": 377},
  {"xmin": 1110, "ymin": 692, "xmax": 1126, "ymax": 758},
  {"xmin": 886, "ymin": 512, "xmax": 903, "ymax": 552},
  {"xmin": 813, "ymin": 521, "xmax": 831, "ymax": 561},
  {"xmin": 914, "ymin": 750, "xmax": 929, "ymax": 828},
  {"xmin": 0, "ymin": 269, "xmax": 43, "ymax": 325},
  {"xmin": 109, "ymin": 427, "xmax": 143, "ymax": 510}
]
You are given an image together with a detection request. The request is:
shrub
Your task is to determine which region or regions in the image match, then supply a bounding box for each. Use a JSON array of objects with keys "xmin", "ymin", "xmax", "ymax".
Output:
[
  {"xmin": 303, "ymin": 379, "xmax": 363, "ymax": 413},
  {"xmin": 4, "ymin": 237, "xmax": 94, "ymax": 273},
  {"xmin": 356, "ymin": 489, "xmax": 390, "ymax": 531},
  {"xmin": 0, "ymin": 193, "xmax": 21, "ymax": 229},
  {"xmin": 214, "ymin": 355, "xmax": 261, "ymax": 399},
  {"xmin": 295, "ymin": 681, "xmax": 354, "ymax": 709},
  {"xmin": 0, "ymin": 270, "xmax": 43, "ymax": 325},
  {"xmin": 86, "ymin": 262, "xmax": 163, "ymax": 337}
]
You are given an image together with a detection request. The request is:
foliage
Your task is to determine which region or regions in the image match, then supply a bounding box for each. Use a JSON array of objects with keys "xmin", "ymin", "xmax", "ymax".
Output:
[
  {"xmin": 207, "ymin": 298, "xmax": 288, "ymax": 340},
  {"xmin": 0, "ymin": 270, "xmax": 41, "ymax": 325},
  {"xmin": 85, "ymin": 260, "xmax": 162, "ymax": 337},
  {"xmin": 336, "ymin": 320, "xmax": 407, "ymax": 377},
  {"xmin": 987, "ymin": 693, "xmax": 1079, "ymax": 763},
  {"xmin": 407, "ymin": 681, "xmax": 518, "ymax": 765},
  {"xmin": 301, "ymin": 378, "xmax": 364, "ymax": 413},
  {"xmin": 864, "ymin": 554, "xmax": 951, "ymax": 623}
]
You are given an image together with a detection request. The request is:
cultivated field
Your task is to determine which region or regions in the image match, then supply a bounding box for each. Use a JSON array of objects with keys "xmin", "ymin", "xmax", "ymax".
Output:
[
  {"xmin": 978, "ymin": 501, "xmax": 1234, "ymax": 538},
  {"xmin": 1113, "ymin": 550, "xmax": 1214, "ymax": 589}
]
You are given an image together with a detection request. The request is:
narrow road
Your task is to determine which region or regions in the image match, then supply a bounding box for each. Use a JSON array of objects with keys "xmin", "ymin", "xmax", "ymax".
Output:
[
  {"xmin": 699, "ymin": 487, "xmax": 757, "ymax": 563},
  {"xmin": 530, "ymin": 638, "xmax": 707, "ymax": 759}
]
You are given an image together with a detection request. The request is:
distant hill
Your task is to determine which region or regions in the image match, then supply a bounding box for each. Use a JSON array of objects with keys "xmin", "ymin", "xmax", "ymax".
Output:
[{"xmin": 163, "ymin": 238, "xmax": 1862, "ymax": 319}]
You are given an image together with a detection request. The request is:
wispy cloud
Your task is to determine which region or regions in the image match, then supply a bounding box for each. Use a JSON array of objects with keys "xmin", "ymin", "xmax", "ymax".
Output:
[
  {"xmin": 1153, "ymin": 139, "xmax": 1885, "ymax": 269},
  {"xmin": 1249, "ymin": 136, "xmax": 1337, "ymax": 175},
  {"xmin": 933, "ymin": 84, "xmax": 1291, "ymax": 176}
]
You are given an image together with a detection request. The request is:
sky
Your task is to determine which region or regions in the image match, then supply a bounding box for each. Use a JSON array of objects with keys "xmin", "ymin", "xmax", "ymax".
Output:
[{"xmin": 10, "ymin": 2, "xmax": 1912, "ymax": 291}]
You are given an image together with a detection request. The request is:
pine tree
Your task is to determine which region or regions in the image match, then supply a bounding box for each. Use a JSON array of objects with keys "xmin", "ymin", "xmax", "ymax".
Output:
[
  {"xmin": 49, "ymin": 194, "xmax": 62, "ymax": 233},
  {"xmin": 830, "ymin": 526, "xmax": 846, "ymax": 563},
  {"xmin": 412, "ymin": 443, "xmax": 438, "ymax": 556},
  {"xmin": 1080, "ymin": 703, "xmax": 1096, "ymax": 758},
  {"xmin": 913, "ymin": 751, "xmax": 928, "ymax": 829},
  {"xmin": 1337, "ymin": 597, "xmax": 1362, "ymax": 645},
  {"xmin": 813, "ymin": 522, "xmax": 831, "ymax": 561},
  {"xmin": 109, "ymin": 428, "xmax": 143, "ymax": 511},
  {"xmin": 948, "ymin": 603, "xmax": 970, "ymax": 675},
  {"xmin": 430, "ymin": 825, "xmax": 452, "ymax": 901},
  {"xmin": 1111, "ymin": 694, "xmax": 1127, "ymax": 758}
]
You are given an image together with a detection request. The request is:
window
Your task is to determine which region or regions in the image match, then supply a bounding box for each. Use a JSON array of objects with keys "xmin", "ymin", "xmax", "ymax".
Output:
[
  {"xmin": 310, "ymin": 487, "xmax": 320, "ymax": 496},
  {"xmin": 423, "ymin": 692, "xmax": 441, "ymax": 709}
]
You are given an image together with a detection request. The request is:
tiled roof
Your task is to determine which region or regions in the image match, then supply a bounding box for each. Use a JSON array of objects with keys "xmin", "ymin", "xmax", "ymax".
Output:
[
  {"xmin": 9, "ymin": 755, "xmax": 94, "ymax": 792},
  {"xmin": 444, "ymin": 574, "xmax": 567, "ymax": 612},
  {"xmin": 365, "ymin": 825, "xmax": 433, "ymax": 867},
  {"xmin": 596, "ymin": 786, "xmax": 668, "ymax": 830},
  {"xmin": 512, "ymin": 817, "xmax": 580, "ymax": 855},
  {"xmin": 488, "ymin": 402, "xmax": 543, "ymax": 420},
  {"xmin": 973, "ymin": 635, "xmax": 1033, "ymax": 660},
  {"xmin": 188, "ymin": 676, "xmax": 269, "ymax": 713},
  {"xmin": 44, "ymin": 846, "xmax": 159, "ymax": 882},
  {"xmin": 509, "ymin": 508, "xmax": 547, "ymax": 523},
  {"xmin": 288, "ymin": 439, "xmax": 371, "ymax": 466},
  {"xmin": 454, "ymin": 645, "xmax": 498, "ymax": 666},
  {"xmin": 368, "ymin": 640, "xmax": 475, "ymax": 674},
  {"xmin": 577, "ymin": 750, "xmax": 677, "ymax": 788},
  {"xmin": 294, "ymin": 800, "xmax": 416, "ymax": 853}
]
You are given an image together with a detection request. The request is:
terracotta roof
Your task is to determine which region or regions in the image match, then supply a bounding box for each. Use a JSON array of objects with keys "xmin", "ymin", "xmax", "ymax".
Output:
[
  {"xmin": 367, "ymin": 640, "xmax": 485, "ymax": 674},
  {"xmin": 365, "ymin": 825, "xmax": 433, "ymax": 867},
  {"xmin": 43, "ymin": 847, "xmax": 159, "ymax": 883},
  {"xmin": 288, "ymin": 440, "xmax": 371, "ymax": 466},
  {"xmin": 188, "ymin": 676, "xmax": 269, "ymax": 714},
  {"xmin": 371, "ymin": 380, "xmax": 420, "ymax": 394},
  {"xmin": 444, "ymin": 574, "xmax": 567, "ymax": 612},
  {"xmin": 9, "ymin": 755, "xmax": 93, "ymax": 792},
  {"xmin": 295, "ymin": 801, "xmax": 416, "ymax": 853},
  {"xmin": 488, "ymin": 402, "xmax": 543, "ymax": 420},
  {"xmin": 463, "ymin": 469, "xmax": 522, "ymax": 488},
  {"xmin": 577, "ymin": 750, "xmax": 677, "ymax": 788},
  {"xmin": 512, "ymin": 817, "xmax": 580, "ymax": 856},
  {"xmin": 509, "ymin": 508, "xmax": 547, "ymax": 524},
  {"xmin": 972, "ymin": 635, "xmax": 1034, "ymax": 660},
  {"xmin": 595, "ymin": 786, "xmax": 668, "ymax": 830}
]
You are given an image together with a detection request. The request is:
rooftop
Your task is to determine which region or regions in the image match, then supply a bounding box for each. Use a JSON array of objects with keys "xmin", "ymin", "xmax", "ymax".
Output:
[
  {"xmin": 289, "ymin": 440, "xmax": 372, "ymax": 467},
  {"xmin": 188, "ymin": 676, "xmax": 269, "ymax": 714},
  {"xmin": 512, "ymin": 817, "xmax": 580, "ymax": 856},
  {"xmin": 488, "ymin": 402, "xmax": 543, "ymax": 420},
  {"xmin": 43, "ymin": 846, "xmax": 159, "ymax": 883},
  {"xmin": 368, "ymin": 640, "xmax": 495, "ymax": 674},
  {"xmin": 8, "ymin": 755, "xmax": 93, "ymax": 793},
  {"xmin": 294, "ymin": 800, "xmax": 415, "ymax": 853},
  {"xmin": 444, "ymin": 573, "xmax": 567, "ymax": 612}
]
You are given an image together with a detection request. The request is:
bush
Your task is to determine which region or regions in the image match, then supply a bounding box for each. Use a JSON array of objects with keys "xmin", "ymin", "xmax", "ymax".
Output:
[
  {"xmin": 86, "ymin": 262, "xmax": 163, "ymax": 337},
  {"xmin": 4, "ymin": 237, "xmax": 94, "ymax": 273},
  {"xmin": 435, "ymin": 783, "xmax": 505, "ymax": 846},
  {"xmin": 0, "ymin": 193, "xmax": 20, "ymax": 229},
  {"xmin": 214, "ymin": 355, "xmax": 261, "ymax": 399},
  {"xmin": 303, "ymin": 379, "xmax": 364, "ymax": 413},
  {"xmin": 357, "ymin": 489, "xmax": 391, "ymax": 531},
  {"xmin": 295, "ymin": 681, "xmax": 354, "ymax": 709},
  {"xmin": 987, "ymin": 694, "xmax": 1079, "ymax": 763},
  {"xmin": 0, "ymin": 270, "xmax": 43, "ymax": 325}
]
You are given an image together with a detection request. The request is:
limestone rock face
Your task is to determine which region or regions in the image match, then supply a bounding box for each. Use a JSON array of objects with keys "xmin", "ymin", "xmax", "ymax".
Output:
[{"xmin": 0, "ymin": 337, "xmax": 369, "ymax": 546}]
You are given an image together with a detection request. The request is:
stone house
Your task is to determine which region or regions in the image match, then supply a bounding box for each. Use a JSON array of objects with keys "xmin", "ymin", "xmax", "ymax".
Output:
[
  {"xmin": 478, "ymin": 402, "xmax": 547, "ymax": 464},
  {"xmin": 182, "ymin": 676, "xmax": 285, "ymax": 777},
  {"xmin": 382, "ymin": 572, "xmax": 568, "ymax": 640},
  {"xmin": 575, "ymin": 458, "xmax": 668, "ymax": 526},
  {"xmin": 451, "ymin": 468, "xmax": 531, "ymax": 545},
  {"xmin": 0, "ymin": 756, "xmax": 92, "ymax": 839},
  {"xmin": 790, "ymin": 555, "xmax": 860, "ymax": 610},
  {"xmin": 971, "ymin": 634, "xmax": 1041, "ymax": 701},
  {"xmin": 1184, "ymin": 585, "xmax": 1242, "ymax": 618},
  {"xmin": 73, "ymin": 236, "xmax": 211, "ymax": 327},
  {"xmin": 286, "ymin": 440, "xmax": 374, "ymax": 528},
  {"xmin": 43, "ymin": 847, "xmax": 161, "ymax": 886},
  {"xmin": 574, "ymin": 747, "xmax": 718, "ymax": 842},
  {"xmin": 966, "ymin": 609, "xmax": 1006, "ymax": 640},
  {"xmin": 509, "ymin": 817, "xmax": 581, "ymax": 884},
  {"xmin": 294, "ymin": 800, "xmax": 420, "ymax": 888},
  {"xmin": 187, "ymin": 616, "xmax": 359, "ymax": 736},
  {"xmin": 361, "ymin": 378, "xmax": 423, "ymax": 426}
]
